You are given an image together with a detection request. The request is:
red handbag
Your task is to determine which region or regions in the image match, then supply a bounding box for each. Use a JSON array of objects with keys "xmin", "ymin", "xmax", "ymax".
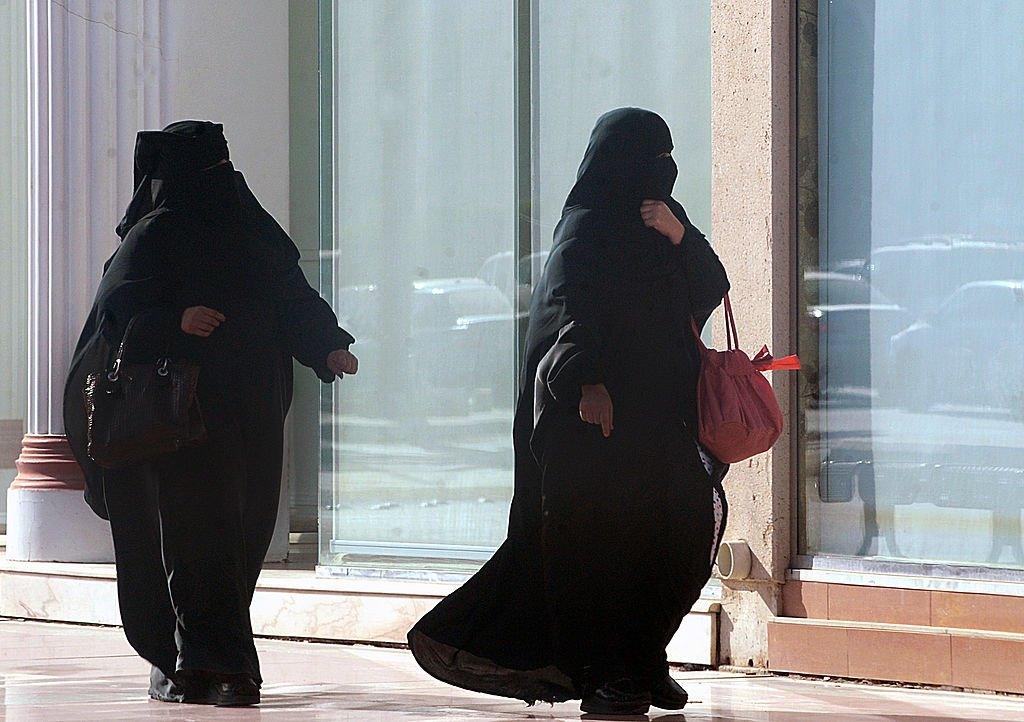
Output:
[{"xmin": 690, "ymin": 294, "xmax": 800, "ymax": 464}]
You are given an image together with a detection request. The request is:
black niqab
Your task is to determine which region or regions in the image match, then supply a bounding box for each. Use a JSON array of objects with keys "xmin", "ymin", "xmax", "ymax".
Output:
[
  {"xmin": 564, "ymin": 106, "xmax": 677, "ymax": 210},
  {"xmin": 116, "ymin": 120, "xmax": 235, "ymax": 239}
]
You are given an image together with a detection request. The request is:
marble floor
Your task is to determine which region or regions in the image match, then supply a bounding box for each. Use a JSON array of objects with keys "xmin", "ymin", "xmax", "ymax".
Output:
[{"xmin": 0, "ymin": 620, "xmax": 1020, "ymax": 721}]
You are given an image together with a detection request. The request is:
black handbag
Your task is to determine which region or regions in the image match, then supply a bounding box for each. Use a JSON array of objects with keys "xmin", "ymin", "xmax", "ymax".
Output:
[{"xmin": 83, "ymin": 315, "xmax": 206, "ymax": 469}]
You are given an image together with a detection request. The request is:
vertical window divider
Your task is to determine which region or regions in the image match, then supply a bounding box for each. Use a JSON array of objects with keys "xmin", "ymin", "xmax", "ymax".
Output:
[
  {"xmin": 315, "ymin": 0, "xmax": 336, "ymax": 570},
  {"xmin": 513, "ymin": 0, "xmax": 539, "ymax": 385}
]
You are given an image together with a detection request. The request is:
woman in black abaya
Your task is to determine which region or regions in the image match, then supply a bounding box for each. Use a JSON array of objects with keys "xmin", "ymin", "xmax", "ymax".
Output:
[
  {"xmin": 63, "ymin": 121, "xmax": 358, "ymax": 707},
  {"xmin": 408, "ymin": 108, "xmax": 730, "ymax": 716}
]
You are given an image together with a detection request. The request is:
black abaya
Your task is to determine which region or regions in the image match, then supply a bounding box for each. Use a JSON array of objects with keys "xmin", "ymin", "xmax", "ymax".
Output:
[
  {"xmin": 63, "ymin": 121, "xmax": 353, "ymax": 684},
  {"xmin": 408, "ymin": 108, "xmax": 731, "ymax": 701}
]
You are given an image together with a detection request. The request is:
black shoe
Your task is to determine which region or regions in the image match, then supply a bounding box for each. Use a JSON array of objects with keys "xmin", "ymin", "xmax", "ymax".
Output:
[
  {"xmin": 581, "ymin": 677, "xmax": 651, "ymax": 716},
  {"xmin": 209, "ymin": 675, "xmax": 261, "ymax": 707},
  {"xmin": 150, "ymin": 667, "xmax": 226, "ymax": 705},
  {"xmin": 148, "ymin": 666, "xmax": 194, "ymax": 703},
  {"xmin": 649, "ymin": 671, "xmax": 689, "ymax": 710}
]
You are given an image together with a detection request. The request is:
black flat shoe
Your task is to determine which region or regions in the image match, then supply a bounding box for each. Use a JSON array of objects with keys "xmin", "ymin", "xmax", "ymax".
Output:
[
  {"xmin": 580, "ymin": 677, "xmax": 651, "ymax": 716},
  {"xmin": 148, "ymin": 666, "xmax": 187, "ymax": 703},
  {"xmin": 649, "ymin": 671, "xmax": 689, "ymax": 710},
  {"xmin": 210, "ymin": 675, "xmax": 261, "ymax": 707},
  {"xmin": 150, "ymin": 668, "xmax": 229, "ymax": 705}
]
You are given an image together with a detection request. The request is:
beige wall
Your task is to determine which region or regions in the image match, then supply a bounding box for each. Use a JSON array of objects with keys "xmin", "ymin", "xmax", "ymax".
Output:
[{"xmin": 710, "ymin": 0, "xmax": 794, "ymax": 667}]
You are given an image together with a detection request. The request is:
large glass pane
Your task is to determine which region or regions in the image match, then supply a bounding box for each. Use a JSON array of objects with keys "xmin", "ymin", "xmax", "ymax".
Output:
[
  {"xmin": 0, "ymin": 0, "xmax": 28, "ymax": 531},
  {"xmin": 800, "ymin": 0, "xmax": 1024, "ymax": 570},
  {"xmin": 320, "ymin": 0, "xmax": 517, "ymax": 569}
]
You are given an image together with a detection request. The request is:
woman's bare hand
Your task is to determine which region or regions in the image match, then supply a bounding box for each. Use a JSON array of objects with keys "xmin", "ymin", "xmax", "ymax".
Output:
[
  {"xmin": 327, "ymin": 348, "xmax": 359, "ymax": 377},
  {"xmin": 580, "ymin": 383, "xmax": 613, "ymax": 438},
  {"xmin": 641, "ymin": 199, "xmax": 685, "ymax": 245},
  {"xmin": 181, "ymin": 306, "xmax": 226, "ymax": 337}
]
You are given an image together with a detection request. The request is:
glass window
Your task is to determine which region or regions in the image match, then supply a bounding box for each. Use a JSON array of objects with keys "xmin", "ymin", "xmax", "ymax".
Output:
[
  {"xmin": 319, "ymin": 0, "xmax": 517, "ymax": 570},
  {"xmin": 318, "ymin": 0, "xmax": 712, "ymax": 571},
  {"xmin": 798, "ymin": 0, "xmax": 1024, "ymax": 571},
  {"xmin": 0, "ymin": 0, "xmax": 28, "ymax": 532}
]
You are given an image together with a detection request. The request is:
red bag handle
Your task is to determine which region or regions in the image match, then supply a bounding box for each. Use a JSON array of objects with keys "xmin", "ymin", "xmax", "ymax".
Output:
[
  {"xmin": 723, "ymin": 293, "xmax": 739, "ymax": 350},
  {"xmin": 690, "ymin": 292, "xmax": 738, "ymax": 351},
  {"xmin": 690, "ymin": 293, "xmax": 801, "ymax": 371}
]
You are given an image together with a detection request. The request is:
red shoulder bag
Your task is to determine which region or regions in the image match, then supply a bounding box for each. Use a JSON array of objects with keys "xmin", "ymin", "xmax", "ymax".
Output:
[{"xmin": 690, "ymin": 294, "xmax": 800, "ymax": 464}]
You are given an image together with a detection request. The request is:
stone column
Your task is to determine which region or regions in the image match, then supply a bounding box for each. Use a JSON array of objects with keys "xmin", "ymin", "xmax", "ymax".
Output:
[
  {"xmin": 710, "ymin": 0, "xmax": 794, "ymax": 667},
  {"xmin": 7, "ymin": 0, "xmax": 170, "ymax": 562},
  {"xmin": 0, "ymin": 0, "xmax": 29, "ymax": 529}
]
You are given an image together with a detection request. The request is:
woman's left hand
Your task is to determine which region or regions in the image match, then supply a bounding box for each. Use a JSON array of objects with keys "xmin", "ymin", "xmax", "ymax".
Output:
[
  {"xmin": 641, "ymin": 199, "xmax": 685, "ymax": 245},
  {"xmin": 327, "ymin": 348, "xmax": 359, "ymax": 377}
]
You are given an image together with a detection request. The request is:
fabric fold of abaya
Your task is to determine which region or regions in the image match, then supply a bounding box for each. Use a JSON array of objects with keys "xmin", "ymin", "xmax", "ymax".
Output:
[
  {"xmin": 63, "ymin": 121, "xmax": 353, "ymax": 684},
  {"xmin": 408, "ymin": 108, "xmax": 731, "ymax": 702}
]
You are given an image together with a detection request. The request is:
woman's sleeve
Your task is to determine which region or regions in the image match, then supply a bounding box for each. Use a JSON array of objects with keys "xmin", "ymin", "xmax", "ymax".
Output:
[
  {"xmin": 670, "ymin": 202, "xmax": 730, "ymax": 329},
  {"xmin": 275, "ymin": 257, "xmax": 356, "ymax": 382},
  {"xmin": 535, "ymin": 243, "xmax": 612, "ymax": 402},
  {"xmin": 95, "ymin": 229, "xmax": 191, "ymax": 361},
  {"xmin": 238, "ymin": 180, "xmax": 355, "ymax": 382}
]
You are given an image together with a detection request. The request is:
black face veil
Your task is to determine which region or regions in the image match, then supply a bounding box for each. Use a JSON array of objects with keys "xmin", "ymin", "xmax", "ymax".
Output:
[
  {"xmin": 116, "ymin": 120, "xmax": 235, "ymax": 239},
  {"xmin": 563, "ymin": 107, "xmax": 679, "ymax": 213}
]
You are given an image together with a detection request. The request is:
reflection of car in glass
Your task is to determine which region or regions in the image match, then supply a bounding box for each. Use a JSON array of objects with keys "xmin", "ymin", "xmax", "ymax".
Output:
[
  {"xmin": 869, "ymin": 237, "xmax": 1024, "ymax": 316},
  {"xmin": 888, "ymin": 281, "xmax": 1024, "ymax": 412},
  {"xmin": 336, "ymin": 278, "xmax": 515, "ymax": 415},
  {"xmin": 803, "ymin": 270, "xmax": 910, "ymax": 405},
  {"xmin": 477, "ymin": 250, "xmax": 550, "ymax": 313}
]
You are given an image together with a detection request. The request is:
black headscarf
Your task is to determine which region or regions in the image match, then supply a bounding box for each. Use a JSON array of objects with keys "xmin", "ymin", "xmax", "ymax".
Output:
[
  {"xmin": 539, "ymin": 107, "xmax": 687, "ymax": 318},
  {"xmin": 116, "ymin": 120, "xmax": 236, "ymax": 239},
  {"xmin": 563, "ymin": 107, "xmax": 679, "ymax": 213}
]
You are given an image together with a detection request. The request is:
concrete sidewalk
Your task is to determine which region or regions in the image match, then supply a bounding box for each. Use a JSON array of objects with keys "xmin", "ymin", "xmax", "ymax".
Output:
[{"xmin": 0, "ymin": 620, "xmax": 1019, "ymax": 721}]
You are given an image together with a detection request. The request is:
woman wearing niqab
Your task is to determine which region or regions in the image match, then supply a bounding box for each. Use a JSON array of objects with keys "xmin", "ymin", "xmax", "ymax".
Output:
[
  {"xmin": 408, "ymin": 108, "xmax": 730, "ymax": 716},
  {"xmin": 63, "ymin": 121, "xmax": 358, "ymax": 707}
]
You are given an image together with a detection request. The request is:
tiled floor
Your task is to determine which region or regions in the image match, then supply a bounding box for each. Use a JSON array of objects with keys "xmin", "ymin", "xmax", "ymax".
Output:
[{"xmin": 0, "ymin": 620, "xmax": 1020, "ymax": 721}]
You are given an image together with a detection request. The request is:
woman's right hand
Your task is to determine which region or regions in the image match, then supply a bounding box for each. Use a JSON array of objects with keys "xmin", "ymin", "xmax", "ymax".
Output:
[
  {"xmin": 580, "ymin": 383, "xmax": 614, "ymax": 438},
  {"xmin": 181, "ymin": 306, "xmax": 226, "ymax": 337}
]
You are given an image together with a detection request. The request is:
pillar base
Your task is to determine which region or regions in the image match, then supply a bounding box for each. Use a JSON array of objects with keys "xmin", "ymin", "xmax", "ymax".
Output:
[{"xmin": 6, "ymin": 435, "xmax": 113, "ymax": 562}]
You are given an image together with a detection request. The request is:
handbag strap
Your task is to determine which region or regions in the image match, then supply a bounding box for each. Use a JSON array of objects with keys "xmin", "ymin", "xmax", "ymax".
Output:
[
  {"xmin": 723, "ymin": 293, "xmax": 739, "ymax": 350},
  {"xmin": 107, "ymin": 314, "xmax": 169, "ymax": 381},
  {"xmin": 690, "ymin": 292, "xmax": 737, "ymax": 351},
  {"xmin": 107, "ymin": 316, "xmax": 140, "ymax": 381}
]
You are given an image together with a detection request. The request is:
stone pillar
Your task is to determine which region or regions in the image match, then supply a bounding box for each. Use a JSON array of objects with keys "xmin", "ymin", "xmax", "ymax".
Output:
[
  {"xmin": 710, "ymin": 0, "xmax": 794, "ymax": 667},
  {"xmin": 0, "ymin": 0, "xmax": 29, "ymax": 530},
  {"xmin": 7, "ymin": 0, "xmax": 169, "ymax": 562}
]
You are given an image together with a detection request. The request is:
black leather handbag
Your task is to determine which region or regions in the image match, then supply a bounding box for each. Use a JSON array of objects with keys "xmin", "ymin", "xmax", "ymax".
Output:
[{"xmin": 83, "ymin": 315, "xmax": 206, "ymax": 469}]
